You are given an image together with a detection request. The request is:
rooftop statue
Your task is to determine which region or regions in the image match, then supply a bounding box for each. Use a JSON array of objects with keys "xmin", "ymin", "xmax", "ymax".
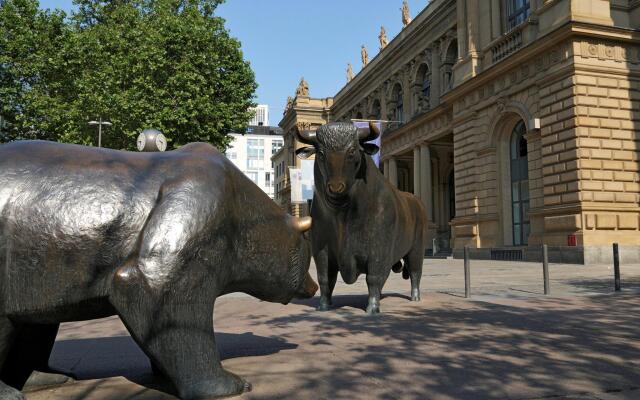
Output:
[
  {"xmin": 379, "ymin": 25, "xmax": 389, "ymax": 49},
  {"xmin": 402, "ymin": 0, "xmax": 412, "ymax": 27},
  {"xmin": 347, "ymin": 63, "xmax": 354, "ymax": 82},
  {"xmin": 0, "ymin": 140, "xmax": 317, "ymax": 400},
  {"xmin": 361, "ymin": 45, "xmax": 369, "ymax": 67},
  {"xmin": 296, "ymin": 77, "xmax": 309, "ymax": 97}
]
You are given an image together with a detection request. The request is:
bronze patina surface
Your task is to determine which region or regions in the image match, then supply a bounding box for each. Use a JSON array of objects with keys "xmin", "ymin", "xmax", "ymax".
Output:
[
  {"xmin": 0, "ymin": 140, "xmax": 317, "ymax": 400},
  {"xmin": 296, "ymin": 122, "xmax": 427, "ymax": 314}
]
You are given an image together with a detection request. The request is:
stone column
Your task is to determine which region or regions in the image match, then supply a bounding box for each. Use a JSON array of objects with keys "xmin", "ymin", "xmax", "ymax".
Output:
[
  {"xmin": 466, "ymin": 0, "xmax": 480, "ymax": 57},
  {"xmin": 389, "ymin": 158, "xmax": 398, "ymax": 188},
  {"xmin": 420, "ymin": 144, "xmax": 433, "ymax": 222},
  {"xmin": 490, "ymin": 0, "xmax": 501, "ymax": 39},
  {"xmin": 457, "ymin": 0, "xmax": 468, "ymax": 56},
  {"xmin": 413, "ymin": 147, "xmax": 421, "ymax": 198},
  {"xmin": 383, "ymin": 159, "xmax": 390, "ymax": 179},
  {"xmin": 433, "ymin": 159, "xmax": 440, "ymax": 226}
]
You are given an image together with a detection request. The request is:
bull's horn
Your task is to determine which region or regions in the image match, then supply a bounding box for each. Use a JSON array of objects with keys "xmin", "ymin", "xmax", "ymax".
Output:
[
  {"xmin": 291, "ymin": 216, "xmax": 312, "ymax": 233},
  {"xmin": 296, "ymin": 126, "xmax": 317, "ymax": 145},
  {"xmin": 357, "ymin": 121, "xmax": 381, "ymax": 142}
]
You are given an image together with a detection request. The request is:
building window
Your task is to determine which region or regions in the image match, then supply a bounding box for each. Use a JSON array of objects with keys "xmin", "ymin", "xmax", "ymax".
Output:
[
  {"xmin": 272, "ymin": 139, "xmax": 283, "ymax": 155},
  {"xmin": 265, "ymin": 172, "xmax": 271, "ymax": 187},
  {"xmin": 396, "ymin": 88, "xmax": 404, "ymax": 123},
  {"xmin": 505, "ymin": 0, "xmax": 530, "ymax": 30},
  {"xmin": 246, "ymin": 139, "xmax": 264, "ymax": 170},
  {"xmin": 510, "ymin": 120, "xmax": 529, "ymax": 246},
  {"xmin": 422, "ymin": 77, "xmax": 431, "ymax": 99},
  {"xmin": 246, "ymin": 171, "xmax": 259, "ymax": 185}
]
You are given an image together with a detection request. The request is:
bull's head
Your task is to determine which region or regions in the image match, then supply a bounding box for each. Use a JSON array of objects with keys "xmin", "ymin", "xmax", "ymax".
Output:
[{"xmin": 296, "ymin": 122, "xmax": 380, "ymax": 207}]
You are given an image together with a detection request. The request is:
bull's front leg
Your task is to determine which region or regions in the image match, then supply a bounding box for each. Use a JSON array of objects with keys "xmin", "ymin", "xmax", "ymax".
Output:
[
  {"xmin": 314, "ymin": 247, "xmax": 337, "ymax": 311},
  {"xmin": 111, "ymin": 265, "xmax": 250, "ymax": 399},
  {"xmin": 365, "ymin": 266, "xmax": 391, "ymax": 314}
]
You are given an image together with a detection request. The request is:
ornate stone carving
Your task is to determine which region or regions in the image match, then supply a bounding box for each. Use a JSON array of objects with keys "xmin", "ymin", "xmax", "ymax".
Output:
[
  {"xmin": 284, "ymin": 96, "xmax": 293, "ymax": 115},
  {"xmin": 296, "ymin": 122, "xmax": 312, "ymax": 132}
]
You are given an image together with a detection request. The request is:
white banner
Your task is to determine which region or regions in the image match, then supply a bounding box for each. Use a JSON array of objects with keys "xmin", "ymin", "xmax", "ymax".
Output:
[
  {"xmin": 290, "ymin": 160, "xmax": 315, "ymax": 204},
  {"xmin": 290, "ymin": 167, "xmax": 303, "ymax": 204}
]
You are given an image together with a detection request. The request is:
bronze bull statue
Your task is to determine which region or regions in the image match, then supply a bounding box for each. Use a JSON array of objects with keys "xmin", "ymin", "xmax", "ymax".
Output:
[
  {"xmin": 0, "ymin": 140, "xmax": 318, "ymax": 399},
  {"xmin": 296, "ymin": 122, "xmax": 427, "ymax": 314}
]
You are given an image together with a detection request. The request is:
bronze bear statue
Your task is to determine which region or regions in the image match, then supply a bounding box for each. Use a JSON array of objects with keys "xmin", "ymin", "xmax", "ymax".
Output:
[{"xmin": 0, "ymin": 141, "xmax": 318, "ymax": 399}]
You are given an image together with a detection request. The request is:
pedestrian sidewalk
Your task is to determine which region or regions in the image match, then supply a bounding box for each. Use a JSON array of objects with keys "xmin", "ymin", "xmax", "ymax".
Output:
[{"xmin": 26, "ymin": 260, "xmax": 640, "ymax": 400}]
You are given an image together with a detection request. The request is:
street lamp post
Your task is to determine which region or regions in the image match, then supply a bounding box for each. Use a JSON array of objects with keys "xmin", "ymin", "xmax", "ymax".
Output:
[{"xmin": 88, "ymin": 118, "xmax": 112, "ymax": 148}]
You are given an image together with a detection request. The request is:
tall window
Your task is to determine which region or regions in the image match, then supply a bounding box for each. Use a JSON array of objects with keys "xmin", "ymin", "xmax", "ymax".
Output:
[
  {"xmin": 422, "ymin": 76, "xmax": 431, "ymax": 99},
  {"xmin": 246, "ymin": 138, "xmax": 264, "ymax": 170},
  {"xmin": 396, "ymin": 89, "xmax": 404, "ymax": 123},
  {"xmin": 506, "ymin": 0, "xmax": 530, "ymax": 30},
  {"xmin": 272, "ymin": 139, "xmax": 283, "ymax": 155},
  {"xmin": 246, "ymin": 171, "xmax": 259, "ymax": 185},
  {"xmin": 510, "ymin": 120, "xmax": 529, "ymax": 246}
]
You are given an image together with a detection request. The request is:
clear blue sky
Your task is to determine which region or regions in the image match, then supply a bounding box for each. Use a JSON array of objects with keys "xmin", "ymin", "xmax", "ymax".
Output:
[{"xmin": 38, "ymin": 0, "xmax": 428, "ymax": 125}]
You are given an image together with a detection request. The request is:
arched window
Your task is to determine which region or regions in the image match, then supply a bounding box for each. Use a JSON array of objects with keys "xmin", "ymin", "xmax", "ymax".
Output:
[
  {"xmin": 370, "ymin": 99, "xmax": 381, "ymax": 120},
  {"xmin": 442, "ymin": 40, "xmax": 457, "ymax": 94},
  {"xmin": 422, "ymin": 76, "xmax": 431, "ymax": 99},
  {"xmin": 510, "ymin": 120, "xmax": 529, "ymax": 246},
  {"xmin": 414, "ymin": 64, "xmax": 431, "ymax": 114}
]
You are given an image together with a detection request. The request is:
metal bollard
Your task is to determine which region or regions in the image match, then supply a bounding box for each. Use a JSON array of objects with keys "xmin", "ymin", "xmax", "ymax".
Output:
[
  {"xmin": 542, "ymin": 244, "xmax": 550, "ymax": 295},
  {"xmin": 464, "ymin": 246, "xmax": 471, "ymax": 298},
  {"xmin": 613, "ymin": 243, "xmax": 621, "ymax": 292}
]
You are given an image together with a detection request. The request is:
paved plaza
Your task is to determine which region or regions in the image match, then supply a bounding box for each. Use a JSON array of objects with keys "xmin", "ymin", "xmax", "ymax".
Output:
[{"xmin": 26, "ymin": 259, "xmax": 640, "ymax": 400}]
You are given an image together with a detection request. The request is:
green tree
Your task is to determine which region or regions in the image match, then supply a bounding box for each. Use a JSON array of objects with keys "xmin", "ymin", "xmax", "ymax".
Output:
[{"xmin": 0, "ymin": 0, "xmax": 256, "ymax": 150}]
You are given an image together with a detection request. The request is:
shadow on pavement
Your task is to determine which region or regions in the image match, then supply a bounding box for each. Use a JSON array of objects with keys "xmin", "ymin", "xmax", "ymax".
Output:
[
  {"xmin": 48, "ymin": 332, "xmax": 297, "ymax": 398},
  {"xmin": 564, "ymin": 275, "xmax": 640, "ymax": 293},
  {"xmin": 248, "ymin": 293, "xmax": 640, "ymax": 399}
]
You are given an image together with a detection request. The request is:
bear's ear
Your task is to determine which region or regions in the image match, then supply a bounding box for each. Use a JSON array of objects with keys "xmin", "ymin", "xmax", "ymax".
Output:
[
  {"xmin": 296, "ymin": 146, "xmax": 316, "ymax": 159},
  {"xmin": 361, "ymin": 143, "xmax": 379, "ymax": 155}
]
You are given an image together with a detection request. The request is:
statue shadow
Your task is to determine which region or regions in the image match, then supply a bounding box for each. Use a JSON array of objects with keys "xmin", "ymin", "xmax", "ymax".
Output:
[
  {"xmin": 293, "ymin": 292, "xmax": 411, "ymax": 312},
  {"xmin": 48, "ymin": 332, "xmax": 296, "ymax": 396}
]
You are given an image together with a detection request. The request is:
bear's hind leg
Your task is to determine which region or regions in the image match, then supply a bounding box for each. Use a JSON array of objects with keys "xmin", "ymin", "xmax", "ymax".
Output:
[
  {"xmin": 0, "ymin": 317, "xmax": 25, "ymax": 400},
  {"xmin": 3, "ymin": 323, "xmax": 68, "ymax": 392},
  {"xmin": 111, "ymin": 265, "xmax": 250, "ymax": 400}
]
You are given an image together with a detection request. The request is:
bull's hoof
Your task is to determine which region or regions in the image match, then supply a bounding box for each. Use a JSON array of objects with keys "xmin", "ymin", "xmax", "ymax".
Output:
[
  {"xmin": 366, "ymin": 303, "xmax": 380, "ymax": 315},
  {"xmin": 0, "ymin": 385, "xmax": 24, "ymax": 400},
  {"xmin": 411, "ymin": 289, "xmax": 421, "ymax": 302},
  {"xmin": 24, "ymin": 371, "xmax": 74, "ymax": 391},
  {"xmin": 316, "ymin": 298, "xmax": 331, "ymax": 311},
  {"xmin": 180, "ymin": 370, "xmax": 251, "ymax": 400}
]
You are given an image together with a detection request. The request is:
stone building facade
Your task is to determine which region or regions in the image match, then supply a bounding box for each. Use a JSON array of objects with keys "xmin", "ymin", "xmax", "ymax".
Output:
[
  {"xmin": 273, "ymin": 93, "xmax": 333, "ymax": 215},
  {"xmin": 277, "ymin": 0, "xmax": 640, "ymax": 263}
]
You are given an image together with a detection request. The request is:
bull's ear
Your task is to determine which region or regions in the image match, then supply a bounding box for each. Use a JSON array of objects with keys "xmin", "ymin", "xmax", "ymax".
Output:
[
  {"xmin": 296, "ymin": 146, "xmax": 316, "ymax": 159},
  {"xmin": 362, "ymin": 143, "xmax": 379, "ymax": 155}
]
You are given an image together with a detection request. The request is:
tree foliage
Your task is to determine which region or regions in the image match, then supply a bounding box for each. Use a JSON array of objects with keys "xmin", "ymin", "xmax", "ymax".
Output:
[{"xmin": 0, "ymin": 0, "xmax": 256, "ymax": 150}]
